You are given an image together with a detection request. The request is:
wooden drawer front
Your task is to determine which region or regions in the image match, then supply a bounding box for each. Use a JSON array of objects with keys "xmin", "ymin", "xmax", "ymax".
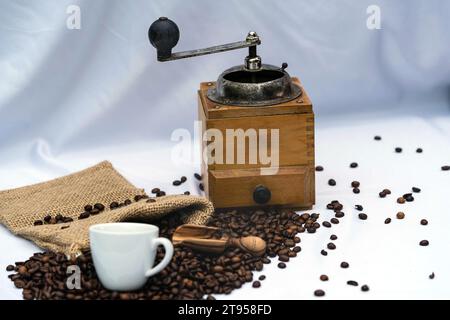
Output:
[{"xmin": 208, "ymin": 166, "xmax": 314, "ymax": 209}]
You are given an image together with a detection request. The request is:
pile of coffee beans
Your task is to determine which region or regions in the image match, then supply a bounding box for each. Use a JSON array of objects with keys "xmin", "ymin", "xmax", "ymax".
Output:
[{"xmin": 7, "ymin": 208, "xmax": 314, "ymax": 300}]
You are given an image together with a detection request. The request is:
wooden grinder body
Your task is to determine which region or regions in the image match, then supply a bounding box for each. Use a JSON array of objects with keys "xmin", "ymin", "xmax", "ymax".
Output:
[{"xmin": 198, "ymin": 77, "xmax": 315, "ymax": 209}]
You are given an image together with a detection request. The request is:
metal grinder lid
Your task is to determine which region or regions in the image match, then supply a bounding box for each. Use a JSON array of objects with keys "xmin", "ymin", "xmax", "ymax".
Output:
[{"xmin": 207, "ymin": 64, "xmax": 302, "ymax": 107}]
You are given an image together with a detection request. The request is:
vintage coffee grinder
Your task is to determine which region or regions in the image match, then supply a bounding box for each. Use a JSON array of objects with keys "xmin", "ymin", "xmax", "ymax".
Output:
[{"xmin": 149, "ymin": 17, "xmax": 315, "ymax": 209}]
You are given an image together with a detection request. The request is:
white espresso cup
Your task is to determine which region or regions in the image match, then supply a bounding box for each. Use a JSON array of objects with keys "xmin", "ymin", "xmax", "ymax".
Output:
[{"xmin": 89, "ymin": 222, "xmax": 174, "ymax": 291}]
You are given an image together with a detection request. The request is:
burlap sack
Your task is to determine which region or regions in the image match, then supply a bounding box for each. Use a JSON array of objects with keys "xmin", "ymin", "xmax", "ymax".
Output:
[{"xmin": 0, "ymin": 161, "xmax": 213, "ymax": 256}]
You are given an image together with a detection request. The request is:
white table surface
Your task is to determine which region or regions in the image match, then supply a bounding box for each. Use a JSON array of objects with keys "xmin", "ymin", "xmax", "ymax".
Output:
[{"xmin": 1, "ymin": 100, "xmax": 450, "ymax": 300}]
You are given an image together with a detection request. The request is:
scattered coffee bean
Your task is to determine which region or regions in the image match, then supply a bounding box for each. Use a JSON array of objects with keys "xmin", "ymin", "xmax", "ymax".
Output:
[
  {"xmin": 252, "ymin": 281, "xmax": 261, "ymax": 288},
  {"xmin": 151, "ymin": 188, "xmax": 160, "ymax": 194},
  {"xmin": 156, "ymin": 191, "xmax": 166, "ymax": 197},
  {"xmin": 379, "ymin": 191, "xmax": 386, "ymax": 198},
  {"xmin": 6, "ymin": 265, "xmax": 15, "ymax": 272},
  {"xmin": 124, "ymin": 199, "xmax": 132, "ymax": 205},
  {"xmin": 259, "ymin": 275, "xmax": 266, "ymax": 281},
  {"xmin": 350, "ymin": 162, "xmax": 358, "ymax": 168},
  {"xmin": 199, "ymin": 183, "xmax": 204, "ymax": 191},
  {"xmin": 173, "ymin": 180, "xmax": 182, "ymax": 186},
  {"xmin": 420, "ymin": 219, "xmax": 428, "ymax": 226},
  {"xmin": 395, "ymin": 147, "xmax": 402, "ymax": 153},
  {"xmin": 110, "ymin": 202, "xmax": 119, "ymax": 209},
  {"xmin": 180, "ymin": 176, "xmax": 187, "ymax": 183},
  {"xmin": 355, "ymin": 205, "xmax": 363, "ymax": 211},
  {"xmin": 396, "ymin": 212, "xmax": 405, "ymax": 219},
  {"xmin": 361, "ymin": 285, "xmax": 370, "ymax": 292},
  {"xmin": 279, "ymin": 255, "xmax": 289, "ymax": 262},
  {"xmin": 404, "ymin": 194, "xmax": 414, "ymax": 202},
  {"xmin": 412, "ymin": 187, "xmax": 421, "ymax": 193},
  {"xmin": 277, "ymin": 262, "xmax": 286, "ymax": 269},
  {"xmin": 358, "ymin": 213, "xmax": 368, "ymax": 220},
  {"xmin": 383, "ymin": 189, "xmax": 391, "ymax": 195},
  {"xmin": 328, "ymin": 179, "xmax": 336, "ymax": 186},
  {"xmin": 44, "ymin": 215, "xmax": 52, "ymax": 223},
  {"xmin": 385, "ymin": 218, "xmax": 392, "ymax": 224},
  {"xmin": 194, "ymin": 173, "xmax": 202, "ymax": 181},
  {"xmin": 322, "ymin": 221, "xmax": 331, "ymax": 228},
  {"xmin": 314, "ymin": 289, "xmax": 325, "ymax": 297},
  {"xmin": 94, "ymin": 203, "xmax": 105, "ymax": 211},
  {"xmin": 330, "ymin": 218, "xmax": 339, "ymax": 224},
  {"xmin": 351, "ymin": 181, "xmax": 360, "ymax": 188},
  {"xmin": 416, "ymin": 148, "xmax": 423, "ymax": 153},
  {"xmin": 315, "ymin": 165, "xmax": 324, "ymax": 172},
  {"xmin": 327, "ymin": 243, "xmax": 336, "ymax": 250},
  {"xmin": 293, "ymin": 246, "xmax": 301, "ymax": 253},
  {"xmin": 442, "ymin": 166, "xmax": 450, "ymax": 171},
  {"xmin": 320, "ymin": 275, "xmax": 329, "ymax": 281},
  {"xmin": 429, "ymin": 272, "xmax": 435, "ymax": 279},
  {"xmin": 353, "ymin": 188, "xmax": 360, "ymax": 194},
  {"xmin": 330, "ymin": 235, "xmax": 338, "ymax": 240},
  {"xmin": 33, "ymin": 220, "xmax": 43, "ymax": 226},
  {"xmin": 146, "ymin": 198, "xmax": 156, "ymax": 203},
  {"xmin": 347, "ymin": 280, "xmax": 358, "ymax": 286},
  {"xmin": 321, "ymin": 250, "xmax": 328, "ymax": 256},
  {"xmin": 340, "ymin": 262, "xmax": 349, "ymax": 269},
  {"xmin": 374, "ymin": 135, "xmax": 382, "ymax": 141},
  {"xmin": 84, "ymin": 205, "xmax": 93, "ymax": 212},
  {"xmin": 335, "ymin": 212, "xmax": 345, "ymax": 218},
  {"xmin": 420, "ymin": 240, "xmax": 429, "ymax": 246},
  {"xmin": 90, "ymin": 209, "xmax": 100, "ymax": 215},
  {"xmin": 397, "ymin": 197, "xmax": 405, "ymax": 204},
  {"xmin": 78, "ymin": 212, "xmax": 90, "ymax": 220},
  {"xmin": 184, "ymin": 191, "xmax": 190, "ymax": 195}
]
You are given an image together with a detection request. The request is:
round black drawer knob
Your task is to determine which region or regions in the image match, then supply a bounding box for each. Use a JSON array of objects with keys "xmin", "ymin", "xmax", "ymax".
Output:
[{"xmin": 253, "ymin": 185, "xmax": 271, "ymax": 204}]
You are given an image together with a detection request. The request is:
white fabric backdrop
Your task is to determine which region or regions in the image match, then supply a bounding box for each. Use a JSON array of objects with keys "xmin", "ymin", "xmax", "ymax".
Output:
[{"xmin": 0, "ymin": 0, "xmax": 449, "ymax": 299}]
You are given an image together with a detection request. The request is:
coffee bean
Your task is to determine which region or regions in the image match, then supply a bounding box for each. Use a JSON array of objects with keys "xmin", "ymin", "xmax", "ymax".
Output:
[
  {"xmin": 350, "ymin": 162, "xmax": 358, "ymax": 168},
  {"xmin": 416, "ymin": 148, "xmax": 423, "ymax": 153},
  {"xmin": 124, "ymin": 199, "xmax": 132, "ymax": 205},
  {"xmin": 277, "ymin": 262, "xmax": 286, "ymax": 269},
  {"xmin": 134, "ymin": 195, "xmax": 142, "ymax": 202},
  {"xmin": 361, "ymin": 285, "xmax": 370, "ymax": 292},
  {"xmin": 278, "ymin": 255, "xmax": 289, "ymax": 262},
  {"xmin": 412, "ymin": 187, "xmax": 421, "ymax": 193},
  {"xmin": 320, "ymin": 275, "xmax": 329, "ymax": 281},
  {"xmin": 330, "ymin": 235, "xmax": 338, "ymax": 240},
  {"xmin": 173, "ymin": 180, "xmax": 182, "ymax": 186},
  {"xmin": 94, "ymin": 203, "xmax": 105, "ymax": 211},
  {"xmin": 327, "ymin": 243, "xmax": 336, "ymax": 250},
  {"xmin": 18, "ymin": 266, "xmax": 27, "ymax": 275},
  {"xmin": 90, "ymin": 209, "xmax": 100, "ymax": 215},
  {"xmin": 311, "ymin": 213, "xmax": 320, "ymax": 219},
  {"xmin": 351, "ymin": 181, "xmax": 360, "ymax": 188},
  {"xmin": 259, "ymin": 275, "xmax": 266, "ymax": 281},
  {"xmin": 44, "ymin": 215, "xmax": 52, "ymax": 223},
  {"xmin": 420, "ymin": 240, "xmax": 429, "ymax": 246},
  {"xmin": 395, "ymin": 147, "xmax": 402, "ymax": 153},
  {"xmin": 315, "ymin": 166, "xmax": 324, "ymax": 172},
  {"xmin": 355, "ymin": 205, "xmax": 363, "ymax": 211},
  {"xmin": 340, "ymin": 262, "xmax": 349, "ymax": 268},
  {"xmin": 420, "ymin": 219, "xmax": 428, "ymax": 226},
  {"xmin": 252, "ymin": 281, "xmax": 261, "ymax": 288},
  {"xmin": 322, "ymin": 221, "xmax": 331, "ymax": 228},
  {"xmin": 33, "ymin": 220, "xmax": 43, "ymax": 226},
  {"xmin": 404, "ymin": 194, "xmax": 414, "ymax": 202},
  {"xmin": 110, "ymin": 202, "xmax": 119, "ymax": 209},
  {"xmin": 84, "ymin": 205, "xmax": 93, "ymax": 212},
  {"xmin": 358, "ymin": 213, "xmax": 368, "ymax": 220},
  {"xmin": 353, "ymin": 188, "xmax": 360, "ymax": 194},
  {"xmin": 78, "ymin": 212, "xmax": 90, "ymax": 220},
  {"xmin": 330, "ymin": 218, "xmax": 339, "ymax": 224},
  {"xmin": 146, "ymin": 198, "xmax": 156, "ymax": 203},
  {"xmin": 328, "ymin": 179, "xmax": 336, "ymax": 186},
  {"xmin": 374, "ymin": 136, "xmax": 382, "ymax": 141},
  {"xmin": 442, "ymin": 166, "xmax": 450, "ymax": 171},
  {"xmin": 335, "ymin": 212, "xmax": 345, "ymax": 218},
  {"xmin": 314, "ymin": 289, "xmax": 325, "ymax": 297},
  {"xmin": 293, "ymin": 246, "xmax": 301, "ymax": 253},
  {"xmin": 321, "ymin": 250, "xmax": 328, "ymax": 256},
  {"xmin": 396, "ymin": 212, "xmax": 405, "ymax": 220},
  {"xmin": 151, "ymin": 188, "xmax": 160, "ymax": 194},
  {"xmin": 6, "ymin": 265, "xmax": 15, "ymax": 272},
  {"xmin": 397, "ymin": 197, "xmax": 405, "ymax": 204},
  {"xmin": 180, "ymin": 176, "xmax": 187, "ymax": 183},
  {"xmin": 307, "ymin": 228, "xmax": 316, "ymax": 234},
  {"xmin": 194, "ymin": 173, "xmax": 202, "ymax": 181},
  {"xmin": 385, "ymin": 218, "xmax": 392, "ymax": 224},
  {"xmin": 379, "ymin": 192, "xmax": 386, "ymax": 198},
  {"xmin": 347, "ymin": 280, "xmax": 358, "ymax": 286},
  {"xmin": 199, "ymin": 183, "xmax": 204, "ymax": 191},
  {"xmin": 429, "ymin": 272, "xmax": 435, "ymax": 279},
  {"xmin": 383, "ymin": 189, "xmax": 391, "ymax": 195},
  {"xmin": 156, "ymin": 191, "xmax": 166, "ymax": 197}
]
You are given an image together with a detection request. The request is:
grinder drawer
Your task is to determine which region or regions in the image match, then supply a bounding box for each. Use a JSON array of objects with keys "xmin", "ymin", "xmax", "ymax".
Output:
[{"xmin": 207, "ymin": 166, "xmax": 314, "ymax": 209}]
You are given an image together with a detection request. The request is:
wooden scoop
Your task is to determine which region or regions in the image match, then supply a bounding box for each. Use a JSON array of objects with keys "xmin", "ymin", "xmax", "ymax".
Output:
[{"xmin": 172, "ymin": 224, "xmax": 267, "ymax": 256}]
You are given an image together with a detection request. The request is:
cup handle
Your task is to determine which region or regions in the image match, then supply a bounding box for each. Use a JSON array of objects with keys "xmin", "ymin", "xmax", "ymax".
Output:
[{"xmin": 145, "ymin": 237, "xmax": 174, "ymax": 278}]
